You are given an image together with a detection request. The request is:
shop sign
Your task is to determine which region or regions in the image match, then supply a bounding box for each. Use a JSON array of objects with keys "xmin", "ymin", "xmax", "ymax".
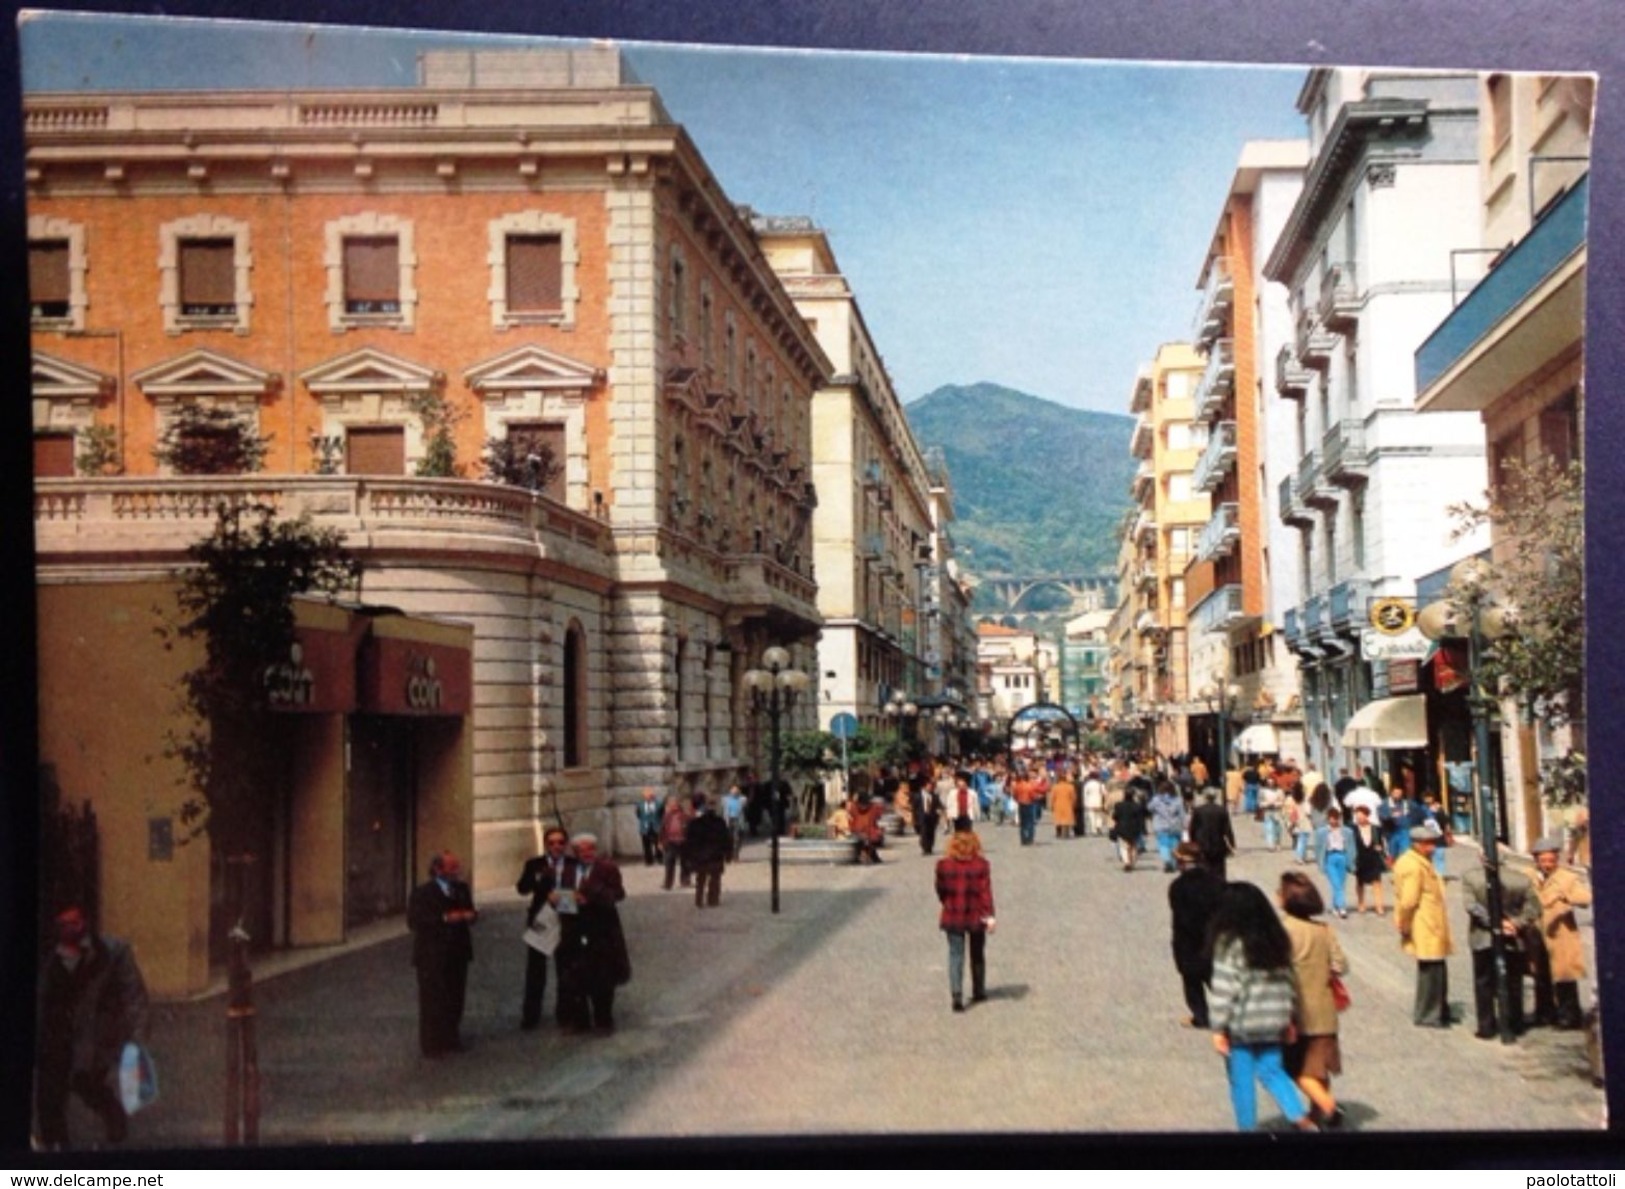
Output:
[
  {"xmin": 1369, "ymin": 597, "xmax": 1416, "ymax": 635},
  {"xmin": 263, "ymin": 630, "xmax": 356, "ymax": 714},
  {"xmin": 360, "ymin": 636, "xmax": 472, "ymax": 716},
  {"xmin": 1361, "ymin": 627, "xmax": 1429, "ymax": 662},
  {"xmin": 1389, "ymin": 659, "xmax": 1420, "ymax": 694}
]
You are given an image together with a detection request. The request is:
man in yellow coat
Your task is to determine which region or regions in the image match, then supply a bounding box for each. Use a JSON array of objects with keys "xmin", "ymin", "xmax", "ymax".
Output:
[
  {"xmin": 1394, "ymin": 819, "xmax": 1453, "ymax": 1027},
  {"xmin": 1530, "ymin": 835, "xmax": 1593, "ymax": 1029}
]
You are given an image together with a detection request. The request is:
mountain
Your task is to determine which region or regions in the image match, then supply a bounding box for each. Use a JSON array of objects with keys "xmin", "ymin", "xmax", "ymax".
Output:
[{"xmin": 904, "ymin": 382, "xmax": 1136, "ymax": 593}]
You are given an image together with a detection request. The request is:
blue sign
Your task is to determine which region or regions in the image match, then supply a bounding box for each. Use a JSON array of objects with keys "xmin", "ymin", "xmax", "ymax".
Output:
[{"xmin": 829, "ymin": 712, "xmax": 860, "ymax": 740}]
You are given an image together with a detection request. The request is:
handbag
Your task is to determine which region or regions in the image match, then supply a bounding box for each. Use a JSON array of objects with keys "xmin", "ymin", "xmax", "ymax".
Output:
[
  {"xmin": 1329, "ymin": 972, "xmax": 1352, "ymax": 1012},
  {"xmin": 118, "ymin": 1041, "xmax": 159, "ymax": 1114}
]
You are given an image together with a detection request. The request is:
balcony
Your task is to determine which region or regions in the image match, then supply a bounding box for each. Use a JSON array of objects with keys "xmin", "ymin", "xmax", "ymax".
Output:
[
  {"xmin": 1134, "ymin": 509, "xmax": 1156, "ymax": 544},
  {"xmin": 1194, "ymin": 502, "xmax": 1241, "ymax": 563},
  {"xmin": 1135, "ymin": 560, "xmax": 1158, "ymax": 591},
  {"xmin": 1317, "ymin": 262, "xmax": 1360, "ymax": 333},
  {"xmin": 1132, "ymin": 461, "xmax": 1153, "ymax": 500},
  {"xmin": 1194, "ymin": 263, "xmax": 1235, "ymax": 349},
  {"xmin": 1415, "ymin": 173, "xmax": 1589, "ymax": 411},
  {"xmin": 1282, "ymin": 605, "xmax": 1304, "ymax": 650},
  {"xmin": 1131, "ymin": 414, "xmax": 1153, "ymax": 458},
  {"xmin": 1191, "ymin": 583, "xmax": 1246, "ymax": 634},
  {"xmin": 1192, "ymin": 420, "xmax": 1238, "ymax": 494},
  {"xmin": 1194, "ymin": 338, "xmax": 1235, "ymax": 422},
  {"xmin": 1328, "ymin": 578, "xmax": 1371, "ymax": 630},
  {"xmin": 1304, "ymin": 592, "xmax": 1332, "ymax": 642},
  {"xmin": 1322, "ymin": 419, "xmax": 1370, "ymax": 486},
  {"xmin": 1295, "ymin": 306, "xmax": 1335, "ymax": 370},
  {"xmin": 1295, "ymin": 449, "xmax": 1339, "ymax": 509},
  {"xmin": 1276, "ymin": 344, "xmax": 1312, "ymax": 400},
  {"xmin": 1278, "ymin": 473, "xmax": 1313, "ymax": 528}
]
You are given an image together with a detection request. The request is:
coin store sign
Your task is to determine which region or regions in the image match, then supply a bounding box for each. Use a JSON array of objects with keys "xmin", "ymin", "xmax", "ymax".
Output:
[
  {"xmin": 1369, "ymin": 597, "xmax": 1415, "ymax": 636},
  {"xmin": 1361, "ymin": 627, "xmax": 1430, "ymax": 661}
]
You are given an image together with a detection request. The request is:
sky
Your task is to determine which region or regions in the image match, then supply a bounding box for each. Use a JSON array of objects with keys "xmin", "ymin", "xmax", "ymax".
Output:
[{"xmin": 19, "ymin": 11, "xmax": 1308, "ymax": 414}]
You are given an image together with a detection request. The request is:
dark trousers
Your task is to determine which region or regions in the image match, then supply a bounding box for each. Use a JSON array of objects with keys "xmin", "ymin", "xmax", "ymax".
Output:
[
  {"xmin": 1017, "ymin": 802, "xmax": 1038, "ymax": 845},
  {"xmin": 417, "ymin": 961, "xmax": 468, "ymax": 1055},
  {"xmin": 919, "ymin": 813, "xmax": 940, "ymax": 855},
  {"xmin": 521, "ymin": 947, "xmax": 556, "ymax": 1028},
  {"xmin": 693, "ymin": 859, "xmax": 723, "ymax": 906},
  {"xmin": 556, "ymin": 954, "xmax": 615, "ymax": 1031},
  {"xmin": 35, "ymin": 1058, "xmax": 126, "ymax": 1147},
  {"xmin": 1471, "ymin": 946, "xmax": 1526, "ymax": 1035},
  {"xmin": 1414, "ymin": 958, "xmax": 1450, "ymax": 1027},
  {"xmin": 640, "ymin": 830, "xmax": 660, "ymax": 866},
  {"xmin": 1527, "ymin": 934, "xmax": 1584, "ymax": 1026},
  {"xmin": 662, "ymin": 846, "xmax": 689, "ymax": 889},
  {"xmin": 1179, "ymin": 968, "xmax": 1211, "ymax": 1028}
]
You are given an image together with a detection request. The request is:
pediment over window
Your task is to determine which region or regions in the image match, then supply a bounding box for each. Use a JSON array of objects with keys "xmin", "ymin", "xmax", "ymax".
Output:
[
  {"xmin": 464, "ymin": 344, "xmax": 601, "ymax": 395},
  {"xmin": 299, "ymin": 347, "xmax": 443, "ymax": 396},
  {"xmin": 32, "ymin": 351, "xmax": 114, "ymax": 401},
  {"xmin": 132, "ymin": 349, "xmax": 280, "ymax": 399}
]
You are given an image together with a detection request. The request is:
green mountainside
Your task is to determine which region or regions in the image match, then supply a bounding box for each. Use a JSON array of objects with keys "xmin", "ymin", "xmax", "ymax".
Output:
[{"xmin": 904, "ymin": 382, "xmax": 1135, "ymax": 598}]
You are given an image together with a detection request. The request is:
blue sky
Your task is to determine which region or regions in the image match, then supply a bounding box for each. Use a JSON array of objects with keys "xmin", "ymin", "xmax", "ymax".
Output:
[{"xmin": 20, "ymin": 11, "xmax": 1306, "ymax": 414}]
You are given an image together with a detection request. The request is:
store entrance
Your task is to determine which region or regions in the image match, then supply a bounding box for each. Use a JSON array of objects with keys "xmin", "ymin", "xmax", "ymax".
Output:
[{"xmin": 347, "ymin": 716, "xmax": 416, "ymax": 929}]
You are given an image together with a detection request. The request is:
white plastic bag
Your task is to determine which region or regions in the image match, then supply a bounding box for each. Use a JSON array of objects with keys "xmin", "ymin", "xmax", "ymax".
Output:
[{"xmin": 118, "ymin": 1042, "xmax": 158, "ymax": 1114}]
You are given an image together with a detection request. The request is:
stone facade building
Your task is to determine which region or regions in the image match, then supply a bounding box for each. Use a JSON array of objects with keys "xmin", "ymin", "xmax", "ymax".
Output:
[{"xmin": 28, "ymin": 48, "xmax": 829, "ymax": 990}]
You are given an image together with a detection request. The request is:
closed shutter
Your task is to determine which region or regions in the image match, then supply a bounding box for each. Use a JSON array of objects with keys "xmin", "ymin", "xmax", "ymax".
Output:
[
  {"xmin": 343, "ymin": 237, "xmax": 400, "ymax": 312},
  {"xmin": 508, "ymin": 421, "xmax": 567, "ymax": 500},
  {"xmin": 506, "ymin": 235, "xmax": 562, "ymax": 313},
  {"xmin": 34, "ymin": 433, "xmax": 76, "ymax": 478},
  {"xmin": 179, "ymin": 239, "xmax": 236, "ymax": 313},
  {"xmin": 345, "ymin": 426, "xmax": 406, "ymax": 476},
  {"xmin": 29, "ymin": 241, "xmax": 70, "ymax": 316}
]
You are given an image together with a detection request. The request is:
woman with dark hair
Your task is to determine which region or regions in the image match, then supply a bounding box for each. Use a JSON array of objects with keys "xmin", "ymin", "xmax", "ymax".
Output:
[
  {"xmin": 1351, "ymin": 803, "xmax": 1387, "ymax": 916},
  {"xmin": 1206, "ymin": 882, "xmax": 1318, "ymax": 1132},
  {"xmin": 1279, "ymin": 870, "xmax": 1350, "ymax": 1129}
]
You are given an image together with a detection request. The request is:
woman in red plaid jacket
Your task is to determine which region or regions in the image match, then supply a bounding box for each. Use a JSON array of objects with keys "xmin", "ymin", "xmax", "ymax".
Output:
[{"xmin": 936, "ymin": 819, "xmax": 996, "ymax": 1012}]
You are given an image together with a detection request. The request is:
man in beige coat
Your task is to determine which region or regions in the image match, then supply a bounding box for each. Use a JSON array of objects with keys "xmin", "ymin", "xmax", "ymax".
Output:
[
  {"xmin": 1529, "ymin": 835, "xmax": 1592, "ymax": 1029},
  {"xmin": 1394, "ymin": 819, "xmax": 1453, "ymax": 1027}
]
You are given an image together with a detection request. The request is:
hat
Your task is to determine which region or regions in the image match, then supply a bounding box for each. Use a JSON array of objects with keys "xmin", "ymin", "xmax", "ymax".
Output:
[
  {"xmin": 1531, "ymin": 835, "xmax": 1564, "ymax": 855},
  {"xmin": 1412, "ymin": 820, "xmax": 1444, "ymax": 842}
]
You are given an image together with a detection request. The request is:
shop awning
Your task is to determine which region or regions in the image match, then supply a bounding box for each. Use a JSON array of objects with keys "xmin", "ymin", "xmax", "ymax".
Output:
[
  {"xmin": 1341, "ymin": 695, "xmax": 1427, "ymax": 750},
  {"xmin": 1232, "ymin": 723, "xmax": 1280, "ymax": 755}
]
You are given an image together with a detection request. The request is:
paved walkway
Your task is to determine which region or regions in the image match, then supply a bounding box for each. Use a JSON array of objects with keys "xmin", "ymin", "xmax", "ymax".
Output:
[{"xmin": 87, "ymin": 811, "xmax": 1602, "ymax": 1148}]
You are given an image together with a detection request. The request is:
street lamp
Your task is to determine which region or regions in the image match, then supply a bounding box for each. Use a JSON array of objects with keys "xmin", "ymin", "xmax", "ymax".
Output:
[
  {"xmin": 883, "ymin": 689, "xmax": 918, "ymax": 745},
  {"xmin": 743, "ymin": 645, "xmax": 812, "ymax": 915},
  {"xmin": 1199, "ymin": 677, "xmax": 1242, "ymax": 793},
  {"xmin": 1418, "ymin": 556, "xmax": 1519, "ymax": 1044}
]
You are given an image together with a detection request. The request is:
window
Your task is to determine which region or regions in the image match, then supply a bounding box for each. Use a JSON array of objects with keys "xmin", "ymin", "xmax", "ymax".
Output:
[
  {"xmin": 1351, "ymin": 489, "xmax": 1366, "ymax": 571},
  {"xmin": 345, "ymin": 426, "xmax": 406, "ymax": 476},
  {"xmin": 724, "ymin": 313, "xmax": 738, "ymax": 391},
  {"xmin": 1324, "ymin": 512, "xmax": 1338, "ymax": 585},
  {"xmin": 669, "ymin": 250, "xmax": 688, "ymax": 339},
  {"xmin": 159, "ymin": 215, "xmax": 250, "ymax": 333},
  {"xmin": 563, "ymin": 622, "xmax": 588, "ymax": 769},
  {"xmin": 179, "ymin": 239, "xmax": 236, "ymax": 317},
  {"xmin": 1167, "ymin": 423, "xmax": 1191, "ymax": 451},
  {"xmin": 1168, "ymin": 473, "xmax": 1191, "ymax": 502},
  {"xmin": 34, "ymin": 432, "xmax": 75, "ymax": 478},
  {"xmin": 324, "ymin": 215, "xmax": 416, "ymax": 331},
  {"xmin": 343, "ymin": 237, "xmax": 401, "ymax": 315},
  {"xmin": 487, "ymin": 213, "xmax": 578, "ymax": 327},
  {"xmin": 29, "ymin": 240, "xmax": 70, "ymax": 320},
  {"xmin": 1171, "ymin": 578, "xmax": 1186, "ymax": 611},
  {"xmin": 700, "ymin": 284, "xmax": 714, "ymax": 368},
  {"xmin": 1488, "ymin": 73, "xmax": 1513, "ymax": 152},
  {"xmin": 509, "ymin": 235, "xmax": 563, "ymax": 314},
  {"xmin": 1540, "ymin": 390, "xmax": 1580, "ymax": 469}
]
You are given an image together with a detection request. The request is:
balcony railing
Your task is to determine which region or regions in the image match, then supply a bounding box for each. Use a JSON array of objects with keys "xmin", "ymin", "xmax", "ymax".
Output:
[
  {"xmin": 1194, "ymin": 263, "xmax": 1235, "ymax": 349},
  {"xmin": 1304, "ymin": 592, "xmax": 1331, "ymax": 640},
  {"xmin": 1194, "ymin": 502, "xmax": 1241, "ymax": 563},
  {"xmin": 1279, "ymin": 473, "xmax": 1313, "ymax": 527},
  {"xmin": 1322, "ymin": 419, "xmax": 1370, "ymax": 486},
  {"xmin": 1317, "ymin": 262, "xmax": 1360, "ymax": 333},
  {"xmin": 1328, "ymin": 578, "xmax": 1371, "ymax": 629},
  {"xmin": 1295, "ymin": 448, "xmax": 1338, "ymax": 509},
  {"xmin": 1195, "ymin": 338, "xmax": 1235, "ymax": 422},
  {"xmin": 1295, "ymin": 307, "xmax": 1335, "ymax": 370},
  {"xmin": 1191, "ymin": 583, "xmax": 1245, "ymax": 634},
  {"xmin": 1131, "ymin": 415, "xmax": 1153, "ymax": 458},
  {"xmin": 1135, "ymin": 561, "xmax": 1158, "ymax": 590},
  {"xmin": 1282, "ymin": 605, "xmax": 1303, "ymax": 649},
  {"xmin": 1192, "ymin": 420, "xmax": 1238, "ymax": 494},
  {"xmin": 1134, "ymin": 509, "xmax": 1156, "ymax": 543},
  {"xmin": 1132, "ymin": 461, "xmax": 1153, "ymax": 500},
  {"xmin": 1276, "ymin": 343, "xmax": 1312, "ymax": 400}
]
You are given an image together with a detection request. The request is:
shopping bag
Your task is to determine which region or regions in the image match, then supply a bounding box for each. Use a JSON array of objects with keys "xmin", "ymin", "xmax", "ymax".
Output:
[{"xmin": 118, "ymin": 1042, "xmax": 158, "ymax": 1114}]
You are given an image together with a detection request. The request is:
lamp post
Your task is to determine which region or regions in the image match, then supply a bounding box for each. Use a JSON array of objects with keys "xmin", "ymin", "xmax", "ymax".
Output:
[
  {"xmin": 1418, "ymin": 557, "xmax": 1518, "ymax": 1044},
  {"xmin": 1199, "ymin": 677, "xmax": 1242, "ymax": 792},
  {"xmin": 743, "ymin": 645, "xmax": 811, "ymax": 915},
  {"xmin": 884, "ymin": 689, "xmax": 918, "ymax": 749}
]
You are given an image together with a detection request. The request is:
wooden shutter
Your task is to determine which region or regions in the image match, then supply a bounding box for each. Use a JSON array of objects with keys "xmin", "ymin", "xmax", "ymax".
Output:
[
  {"xmin": 29, "ymin": 241, "xmax": 70, "ymax": 313},
  {"xmin": 508, "ymin": 421, "xmax": 567, "ymax": 500},
  {"xmin": 506, "ymin": 235, "xmax": 562, "ymax": 312},
  {"xmin": 343, "ymin": 237, "xmax": 400, "ymax": 310},
  {"xmin": 179, "ymin": 239, "xmax": 235, "ymax": 311},
  {"xmin": 345, "ymin": 426, "xmax": 406, "ymax": 476},
  {"xmin": 34, "ymin": 433, "xmax": 76, "ymax": 478}
]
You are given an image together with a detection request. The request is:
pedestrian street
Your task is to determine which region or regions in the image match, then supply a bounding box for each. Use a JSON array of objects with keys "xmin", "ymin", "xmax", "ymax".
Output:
[{"xmin": 121, "ymin": 812, "xmax": 1603, "ymax": 1149}]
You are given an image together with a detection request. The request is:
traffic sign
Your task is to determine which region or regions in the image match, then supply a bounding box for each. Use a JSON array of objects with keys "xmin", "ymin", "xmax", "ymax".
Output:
[{"xmin": 829, "ymin": 712, "xmax": 860, "ymax": 740}]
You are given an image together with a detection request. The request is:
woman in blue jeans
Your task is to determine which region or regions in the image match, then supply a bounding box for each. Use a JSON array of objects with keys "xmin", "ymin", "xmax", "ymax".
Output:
[
  {"xmin": 1315, "ymin": 805, "xmax": 1357, "ymax": 918},
  {"xmin": 1207, "ymin": 882, "xmax": 1319, "ymax": 1132}
]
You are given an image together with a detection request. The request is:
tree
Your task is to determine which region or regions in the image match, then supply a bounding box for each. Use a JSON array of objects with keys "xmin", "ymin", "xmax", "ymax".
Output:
[
  {"xmin": 483, "ymin": 434, "xmax": 562, "ymax": 493},
  {"xmin": 1450, "ymin": 455, "xmax": 1585, "ymax": 804},
  {"xmin": 153, "ymin": 405, "xmax": 270, "ymax": 475},
  {"xmin": 165, "ymin": 502, "xmax": 359, "ymax": 847},
  {"xmin": 408, "ymin": 393, "xmax": 465, "ymax": 478}
]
